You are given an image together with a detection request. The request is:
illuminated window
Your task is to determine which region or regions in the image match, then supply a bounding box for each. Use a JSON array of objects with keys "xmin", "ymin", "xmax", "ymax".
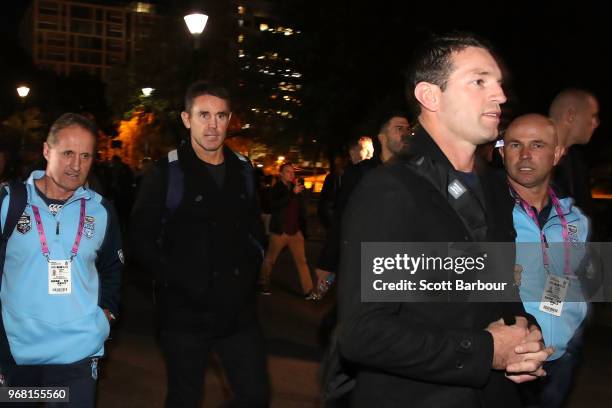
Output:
[
  {"xmin": 238, "ymin": 34, "xmax": 244, "ymax": 43},
  {"xmin": 259, "ymin": 23, "xmax": 269, "ymax": 31},
  {"xmin": 134, "ymin": 2, "xmax": 153, "ymax": 13},
  {"xmin": 237, "ymin": 6, "xmax": 245, "ymax": 15}
]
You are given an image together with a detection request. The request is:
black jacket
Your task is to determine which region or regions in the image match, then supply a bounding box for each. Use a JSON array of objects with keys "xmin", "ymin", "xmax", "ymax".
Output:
[
  {"xmin": 337, "ymin": 127, "xmax": 531, "ymax": 408},
  {"xmin": 554, "ymin": 145, "xmax": 593, "ymax": 217},
  {"xmin": 268, "ymin": 180, "xmax": 307, "ymax": 236},
  {"xmin": 317, "ymin": 156, "xmax": 382, "ymax": 272},
  {"xmin": 130, "ymin": 142, "xmax": 265, "ymax": 335}
]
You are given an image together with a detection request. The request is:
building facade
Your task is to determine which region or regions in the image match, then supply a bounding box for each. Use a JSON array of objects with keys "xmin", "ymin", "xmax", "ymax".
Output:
[{"xmin": 20, "ymin": 0, "xmax": 158, "ymax": 80}]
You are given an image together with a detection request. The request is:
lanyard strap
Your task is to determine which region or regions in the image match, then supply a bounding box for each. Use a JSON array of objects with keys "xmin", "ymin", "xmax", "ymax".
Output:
[
  {"xmin": 509, "ymin": 185, "xmax": 572, "ymax": 276},
  {"xmin": 31, "ymin": 198, "xmax": 86, "ymax": 261}
]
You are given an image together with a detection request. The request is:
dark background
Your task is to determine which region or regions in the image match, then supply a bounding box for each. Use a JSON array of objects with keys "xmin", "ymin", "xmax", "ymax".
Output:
[{"xmin": 1, "ymin": 0, "xmax": 609, "ymax": 166}]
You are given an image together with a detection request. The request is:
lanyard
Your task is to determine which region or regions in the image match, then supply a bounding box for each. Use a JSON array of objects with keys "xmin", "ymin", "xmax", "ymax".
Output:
[
  {"xmin": 509, "ymin": 185, "xmax": 572, "ymax": 276},
  {"xmin": 31, "ymin": 198, "xmax": 86, "ymax": 262}
]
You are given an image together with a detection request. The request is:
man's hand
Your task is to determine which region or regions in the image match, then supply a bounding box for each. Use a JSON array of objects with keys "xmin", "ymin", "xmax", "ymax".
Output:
[
  {"xmin": 486, "ymin": 317, "xmax": 530, "ymax": 370},
  {"xmin": 315, "ymin": 268, "xmax": 332, "ymax": 292},
  {"xmin": 514, "ymin": 264, "xmax": 523, "ymax": 287},
  {"xmin": 316, "ymin": 268, "xmax": 332, "ymax": 283},
  {"xmin": 486, "ymin": 317, "xmax": 553, "ymax": 383},
  {"xmin": 505, "ymin": 323, "xmax": 554, "ymax": 383},
  {"xmin": 293, "ymin": 183, "xmax": 304, "ymax": 194},
  {"xmin": 103, "ymin": 309, "xmax": 116, "ymax": 324}
]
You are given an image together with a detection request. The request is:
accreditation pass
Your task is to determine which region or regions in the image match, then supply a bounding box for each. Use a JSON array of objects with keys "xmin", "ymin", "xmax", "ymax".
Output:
[
  {"xmin": 48, "ymin": 259, "xmax": 72, "ymax": 295},
  {"xmin": 0, "ymin": 387, "xmax": 69, "ymax": 402},
  {"xmin": 539, "ymin": 274, "xmax": 569, "ymax": 317}
]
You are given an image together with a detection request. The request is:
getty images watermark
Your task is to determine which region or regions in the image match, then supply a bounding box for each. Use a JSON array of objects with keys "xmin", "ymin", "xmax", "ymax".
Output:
[{"xmin": 359, "ymin": 242, "xmax": 612, "ymax": 302}]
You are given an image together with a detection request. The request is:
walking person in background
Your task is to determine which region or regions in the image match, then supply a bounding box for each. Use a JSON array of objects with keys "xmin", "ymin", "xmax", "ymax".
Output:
[{"xmin": 259, "ymin": 163, "xmax": 316, "ymax": 299}]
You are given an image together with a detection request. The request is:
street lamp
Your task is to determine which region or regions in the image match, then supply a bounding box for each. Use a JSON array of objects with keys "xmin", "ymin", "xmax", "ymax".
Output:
[
  {"xmin": 17, "ymin": 85, "xmax": 30, "ymax": 100},
  {"xmin": 184, "ymin": 13, "xmax": 208, "ymax": 49},
  {"xmin": 141, "ymin": 87, "xmax": 154, "ymax": 97}
]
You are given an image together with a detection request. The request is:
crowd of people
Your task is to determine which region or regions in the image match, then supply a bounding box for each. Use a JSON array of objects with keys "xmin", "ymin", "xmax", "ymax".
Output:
[{"xmin": 0, "ymin": 30, "xmax": 605, "ymax": 408}]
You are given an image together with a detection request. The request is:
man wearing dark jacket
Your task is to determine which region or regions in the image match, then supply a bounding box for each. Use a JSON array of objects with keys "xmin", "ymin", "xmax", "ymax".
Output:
[
  {"xmin": 130, "ymin": 82, "xmax": 269, "ymax": 407},
  {"xmin": 548, "ymin": 88, "xmax": 600, "ymax": 218},
  {"xmin": 335, "ymin": 33, "xmax": 552, "ymax": 407},
  {"xmin": 259, "ymin": 163, "xmax": 315, "ymax": 298},
  {"xmin": 315, "ymin": 111, "xmax": 411, "ymax": 284}
]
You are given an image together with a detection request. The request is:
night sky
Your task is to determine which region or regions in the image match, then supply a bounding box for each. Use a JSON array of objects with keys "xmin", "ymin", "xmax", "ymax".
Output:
[{"xmin": 1, "ymin": 0, "xmax": 609, "ymax": 161}]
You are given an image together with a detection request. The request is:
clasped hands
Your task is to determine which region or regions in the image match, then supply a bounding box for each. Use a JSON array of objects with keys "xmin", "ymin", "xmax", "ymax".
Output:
[{"xmin": 486, "ymin": 316, "xmax": 554, "ymax": 383}]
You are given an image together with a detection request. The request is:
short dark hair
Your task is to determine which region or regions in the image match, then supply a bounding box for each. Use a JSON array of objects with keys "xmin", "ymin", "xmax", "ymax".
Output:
[
  {"xmin": 407, "ymin": 32, "xmax": 492, "ymax": 93},
  {"xmin": 184, "ymin": 81, "xmax": 231, "ymax": 114},
  {"xmin": 47, "ymin": 113, "xmax": 98, "ymax": 147},
  {"xmin": 279, "ymin": 162, "xmax": 293, "ymax": 172},
  {"xmin": 377, "ymin": 110, "xmax": 410, "ymax": 133}
]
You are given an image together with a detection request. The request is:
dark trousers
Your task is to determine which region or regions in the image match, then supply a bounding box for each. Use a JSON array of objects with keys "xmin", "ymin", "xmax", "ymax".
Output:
[
  {"xmin": 159, "ymin": 323, "xmax": 270, "ymax": 408},
  {"xmin": 1, "ymin": 357, "xmax": 98, "ymax": 408}
]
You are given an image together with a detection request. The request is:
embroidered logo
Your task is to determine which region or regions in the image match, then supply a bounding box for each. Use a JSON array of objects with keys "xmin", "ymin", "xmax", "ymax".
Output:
[
  {"xmin": 48, "ymin": 204, "xmax": 63, "ymax": 216},
  {"xmin": 568, "ymin": 224, "xmax": 579, "ymax": 245},
  {"xmin": 84, "ymin": 215, "xmax": 95, "ymax": 239},
  {"xmin": 16, "ymin": 213, "xmax": 31, "ymax": 235},
  {"xmin": 448, "ymin": 179, "xmax": 467, "ymax": 199}
]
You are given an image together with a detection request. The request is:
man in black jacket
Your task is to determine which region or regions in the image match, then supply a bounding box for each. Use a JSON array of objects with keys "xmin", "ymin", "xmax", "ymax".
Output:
[
  {"xmin": 315, "ymin": 111, "xmax": 411, "ymax": 286},
  {"xmin": 335, "ymin": 33, "xmax": 552, "ymax": 407},
  {"xmin": 548, "ymin": 88, "xmax": 600, "ymax": 218},
  {"xmin": 130, "ymin": 82, "xmax": 269, "ymax": 407},
  {"xmin": 259, "ymin": 163, "xmax": 315, "ymax": 298}
]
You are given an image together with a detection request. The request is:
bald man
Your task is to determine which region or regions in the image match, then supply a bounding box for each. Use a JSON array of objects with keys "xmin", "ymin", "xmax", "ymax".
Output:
[
  {"xmin": 549, "ymin": 88, "xmax": 600, "ymax": 217},
  {"xmin": 501, "ymin": 114, "xmax": 589, "ymax": 408}
]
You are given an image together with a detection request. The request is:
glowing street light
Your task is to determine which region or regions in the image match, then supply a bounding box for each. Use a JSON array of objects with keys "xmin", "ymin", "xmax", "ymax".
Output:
[
  {"xmin": 184, "ymin": 13, "xmax": 208, "ymax": 49},
  {"xmin": 17, "ymin": 86, "xmax": 30, "ymax": 99},
  {"xmin": 141, "ymin": 87, "xmax": 154, "ymax": 97}
]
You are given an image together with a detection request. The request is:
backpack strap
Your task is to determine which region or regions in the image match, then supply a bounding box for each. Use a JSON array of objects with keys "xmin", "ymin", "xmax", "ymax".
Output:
[
  {"xmin": 0, "ymin": 181, "xmax": 28, "ymax": 267},
  {"xmin": 0, "ymin": 181, "xmax": 27, "ymax": 368},
  {"xmin": 165, "ymin": 149, "xmax": 184, "ymax": 217},
  {"xmin": 233, "ymin": 151, "xmax": 255, "ymax": 201},
  {"xmin": 163, "ymin": 149, "xmax": 255, "ymax": 218}
]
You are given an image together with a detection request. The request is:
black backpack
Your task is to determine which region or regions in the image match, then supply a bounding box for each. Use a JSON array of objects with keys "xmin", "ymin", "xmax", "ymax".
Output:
[{"xmin": 0, "ymin": 181, "xmax": 28, "ymax": 371}]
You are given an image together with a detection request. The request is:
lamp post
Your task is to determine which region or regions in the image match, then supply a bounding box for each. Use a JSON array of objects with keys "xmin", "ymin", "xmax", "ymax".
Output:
[
  {"xmin": 16, "ymin": 85, "xmax": 31, "ymax": 149},
  {"xmin": 183, "ymin": 13, "xmax": 208, "ymax": 49},
  {"xmin": 184, "ymin": 13, "xmax": 209, "ymax": 81},
  {"xmin": 16, "ymin": 85, "xmax": 30, "ymax": 103},
  {"xmin": 141, "ymin": 87, "xmax": 154, "ymax": 97}
]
